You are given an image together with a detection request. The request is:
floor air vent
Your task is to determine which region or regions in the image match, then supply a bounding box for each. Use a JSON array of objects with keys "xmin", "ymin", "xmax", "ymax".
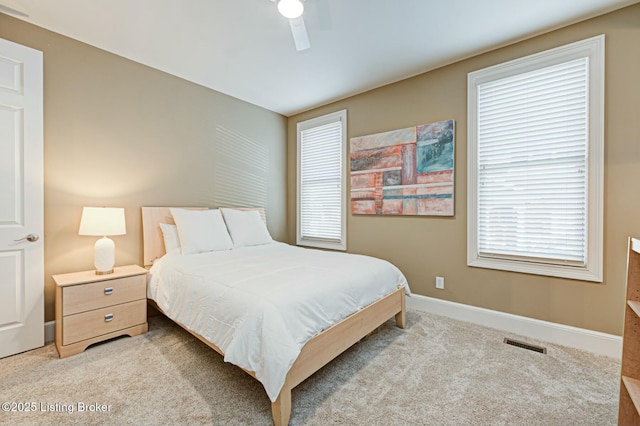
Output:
[{"xmin": 503, "ymin": 338, "xmax": 547, "ymax": 354}]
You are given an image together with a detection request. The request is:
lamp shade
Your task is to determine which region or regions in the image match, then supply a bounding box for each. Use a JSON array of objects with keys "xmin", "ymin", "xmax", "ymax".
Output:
[{"xmin": 78, "ymin": 207, "xmax": 126, "ymax": 236}]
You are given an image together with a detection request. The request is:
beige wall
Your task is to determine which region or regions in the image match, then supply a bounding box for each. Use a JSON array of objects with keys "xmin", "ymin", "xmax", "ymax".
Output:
[
  {"xmin": 288, "ymin": 5, "xmax": 640, "ymax": 335},
  {"xmin": 0, "ymin": 15, "xmax": 288, "ymax": 322}
]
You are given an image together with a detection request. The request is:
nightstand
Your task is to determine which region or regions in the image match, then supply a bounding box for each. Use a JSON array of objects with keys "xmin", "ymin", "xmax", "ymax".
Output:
[{"xmin": 53, "ymin": 265, "xmax": 148, "ymax": 358}]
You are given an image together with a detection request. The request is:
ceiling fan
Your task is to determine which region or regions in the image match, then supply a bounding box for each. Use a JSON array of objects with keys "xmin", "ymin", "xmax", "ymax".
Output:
[{"xmin": 270, "ymin": 0, "xmax": 311, "ymax": 51}]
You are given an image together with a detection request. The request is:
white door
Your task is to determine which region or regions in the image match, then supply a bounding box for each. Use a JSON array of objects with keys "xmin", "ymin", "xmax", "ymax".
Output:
[{"xmin": 0, "ymin": 38, "xmax": 43, "ymax": 358}]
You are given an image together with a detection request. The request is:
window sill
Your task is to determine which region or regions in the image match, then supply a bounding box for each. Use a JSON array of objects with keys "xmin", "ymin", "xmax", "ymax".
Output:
[
  {"xmin": 467, "ymin": 255, "xmax": 602, "ymax": 282},
  {"xmin": 297, "ymin": 238, "xmax": 346, "ymax": 251}
]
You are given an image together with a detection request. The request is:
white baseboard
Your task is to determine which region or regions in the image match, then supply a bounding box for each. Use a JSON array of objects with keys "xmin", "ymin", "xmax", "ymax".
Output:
[
  {"xmin": 43, "ymin": 299, "xmax": 620, "ymax": 358},
  {"xmin": 406, "ymin": 294, "xmax": 622, "ymax": 360},
  {"xmin": 45, "ymin": 321, "xmax": 55, "ymax": 344}
]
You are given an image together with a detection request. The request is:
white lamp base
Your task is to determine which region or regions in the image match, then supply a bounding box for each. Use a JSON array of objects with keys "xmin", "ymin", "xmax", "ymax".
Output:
[{"xmin": 94, "ymin": 236, "xmax": 115, "ymax": 275}]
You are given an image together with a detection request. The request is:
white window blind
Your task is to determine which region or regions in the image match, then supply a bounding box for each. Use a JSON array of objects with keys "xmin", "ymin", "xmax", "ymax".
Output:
[
  {"xmin": 297, "ymin": 110, "xmax": 346, "ymax": 250},
  {"xmin": 467, "ymin": 35, "xmax": 604, "ymax": 282},
  {"xmin": 477, "ymin": 58, "xmax": 588, "ymax": 264}
]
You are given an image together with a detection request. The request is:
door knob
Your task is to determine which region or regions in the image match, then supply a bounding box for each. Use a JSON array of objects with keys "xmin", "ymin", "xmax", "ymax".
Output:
[{"xmin": 14, "ymin": 233, "xmax": 39, "ymax": 242}]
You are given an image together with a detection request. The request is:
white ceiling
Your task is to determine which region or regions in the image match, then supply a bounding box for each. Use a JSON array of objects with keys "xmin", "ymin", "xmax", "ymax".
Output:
[{"xmin": 2, "ymin": 0, "xmax": 638, "ymax": 116}]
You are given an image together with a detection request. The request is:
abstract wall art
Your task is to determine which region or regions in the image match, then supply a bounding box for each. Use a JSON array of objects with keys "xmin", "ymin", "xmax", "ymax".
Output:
[{"xmin": 350, "ymin": 119, "xmax": 454, "ymax": 216}]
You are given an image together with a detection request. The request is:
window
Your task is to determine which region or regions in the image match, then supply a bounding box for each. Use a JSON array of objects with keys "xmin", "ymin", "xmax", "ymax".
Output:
[
  {"xmin": 467, "ymin": 35, "xmax": 604, "ymax": 282},
  {"xmin": 297, "ymin": 110, "xmax": 347, "ymax": 250}
]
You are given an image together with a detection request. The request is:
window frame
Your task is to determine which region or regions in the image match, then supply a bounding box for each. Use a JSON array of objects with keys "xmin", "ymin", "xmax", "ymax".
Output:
[
  {"xmin": 467, "ymin": 35, "xmax": 604, "ymax": 282},
  {"xmin": 296, "ymin": 109, "xmax": 347, "ymax": 251}
]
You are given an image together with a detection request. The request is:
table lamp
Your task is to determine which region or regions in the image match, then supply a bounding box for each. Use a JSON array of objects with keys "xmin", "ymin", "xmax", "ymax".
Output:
[{"xmin": 79, "ymin": 207, "xmax": 126, "ymax": 274}]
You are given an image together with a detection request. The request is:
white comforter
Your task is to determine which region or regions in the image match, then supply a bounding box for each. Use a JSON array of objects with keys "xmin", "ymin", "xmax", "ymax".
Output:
[{"xmin": 148, "ymin": 242, "xmax": 410, "ymax": 401}]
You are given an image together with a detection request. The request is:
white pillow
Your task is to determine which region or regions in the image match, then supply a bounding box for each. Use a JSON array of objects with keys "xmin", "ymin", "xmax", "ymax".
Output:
[
  {"xmin": 159, "ymin": 223, "xmax": 180, "ymax": 252},
  {"xmin": 221, "ymin": 208, "xmax": 272, "ymax": 247},
  {"xmin": 170, "ymin": 208, "xmax": 233, "ymax": 254}
]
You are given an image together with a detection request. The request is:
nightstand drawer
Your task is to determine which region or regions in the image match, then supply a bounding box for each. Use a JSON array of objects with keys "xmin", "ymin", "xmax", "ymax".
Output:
[
  {"xmin": 62, "ymin": 299, "xmax": 147, "ymax": 345},
  {"xmin": 63, "ymin": 274, "xmax": 146, "ymax": 315}
]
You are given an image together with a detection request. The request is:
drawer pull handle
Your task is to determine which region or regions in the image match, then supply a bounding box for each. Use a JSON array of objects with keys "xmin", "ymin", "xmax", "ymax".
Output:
[
  {"xmin": 104, "ymin": 287, "xmax": 113, "ymax": 295},
  {"xmin": 104, "ymin": 313, "xmax": 114, "ymax": 322}
]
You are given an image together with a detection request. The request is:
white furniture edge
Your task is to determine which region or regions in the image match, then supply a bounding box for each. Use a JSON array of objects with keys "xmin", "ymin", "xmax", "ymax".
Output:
[{"xmin": 406, "ymin": 293, "xmax": 621, "ymax": 359}]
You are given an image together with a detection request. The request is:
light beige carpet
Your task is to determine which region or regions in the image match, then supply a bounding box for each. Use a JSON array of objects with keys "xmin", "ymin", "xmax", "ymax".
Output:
[{"xmin": 0, "ymin": 309, "xmax": 619, "ymax": 425}]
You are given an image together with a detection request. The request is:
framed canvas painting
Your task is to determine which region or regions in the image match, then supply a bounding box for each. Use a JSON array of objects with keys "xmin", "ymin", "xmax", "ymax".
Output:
[{"xmin": 350, "ymin": 119, "xmax": 454, "ymax": 216}]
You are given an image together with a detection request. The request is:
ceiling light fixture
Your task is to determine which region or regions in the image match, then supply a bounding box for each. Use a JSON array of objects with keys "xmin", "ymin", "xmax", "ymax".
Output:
[{"xmin": 278, "ymin": 0, "xmax": 304, "ymax": 19}]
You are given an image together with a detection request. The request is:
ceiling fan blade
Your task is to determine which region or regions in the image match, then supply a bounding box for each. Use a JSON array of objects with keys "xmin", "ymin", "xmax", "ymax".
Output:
[
  {"xmin": 0, "ymin": 3, "xmax": 28, "ymax": 17},
  {"xmin": 316, "ymin": 0, "xmax": 332, "ymax": 31},
  {"xmin": 289, "ymin": 16, "xmax": 310, "ymax": 51}
]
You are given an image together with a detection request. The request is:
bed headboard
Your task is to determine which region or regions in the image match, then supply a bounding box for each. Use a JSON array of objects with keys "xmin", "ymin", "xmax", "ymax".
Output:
[{"xmin": 141, "ymin": 206, "xmax": 267, "ymax": 267}]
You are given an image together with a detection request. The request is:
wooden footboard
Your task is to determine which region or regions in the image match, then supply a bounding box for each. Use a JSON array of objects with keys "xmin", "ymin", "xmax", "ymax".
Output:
[
  {"xmin": 272, "ymin": 286, "xmax": 406, "ymax": 425},
  {"xmin": 149, "ymin": 287, "xmax": 406, "ymax": 425}
]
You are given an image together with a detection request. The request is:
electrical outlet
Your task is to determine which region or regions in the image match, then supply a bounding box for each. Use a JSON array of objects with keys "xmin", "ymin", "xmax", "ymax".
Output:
[{"xmin": 436, "ymin": 276, "xmax": 445, "ymax": 289}]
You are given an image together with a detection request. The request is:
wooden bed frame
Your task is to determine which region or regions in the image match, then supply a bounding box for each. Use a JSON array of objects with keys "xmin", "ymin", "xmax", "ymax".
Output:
[{"xmin": 141, "ymin": 206, "xmax": 406, "ymax": 425}]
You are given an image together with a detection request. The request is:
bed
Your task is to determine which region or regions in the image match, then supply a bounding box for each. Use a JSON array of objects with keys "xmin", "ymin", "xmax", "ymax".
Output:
[{"xmin": 141, "ymin": 206, "xmax": 410, "ymax": 425}]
